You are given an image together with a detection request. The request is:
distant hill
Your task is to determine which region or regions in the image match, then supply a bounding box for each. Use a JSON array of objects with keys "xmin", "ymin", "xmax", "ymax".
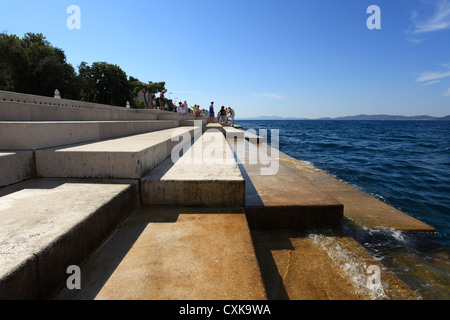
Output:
[
  {"xmin": 240, "ymin": 114, "xmax": 450, "ymax": 121},
  {"xmin": 317, "ymin": 114, "xmax": 439, "ymax": 121}
]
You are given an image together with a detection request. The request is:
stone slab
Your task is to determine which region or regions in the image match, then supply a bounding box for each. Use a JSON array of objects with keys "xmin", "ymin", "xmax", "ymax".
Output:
[
  {"xmin": 141, "ymin": 130, "xmax": 245, "ymax": 206},
  {"xmin": 204, "ymin": 123, "xmax": 224, "ymax": 133},
  {"xmin": 158, "ymin": 113, "xmax": 196, "ymax": 121},
  {"xmin": 251, "ymin": 230, "xmax": 419, "ymax": 300},
  {"xmin": 0, "ymin": 178, "xmax": 140, "ymax": 299},
  {"xmin": 223, "ymin": 127, "xmax": 245, "ymax": 139},
  {"xmin": 180, "ymin": 119, "xmax": 208, "ymax": 126},
  {"xmin": 0, "ymin": 151, "xmax": 35, "ymax": 187},
  {"xmin": 35, "ymin": 127, "xmax": 196, "ymax": 179},
  {"xmin": 228, "ymin": 139, "xmax": 343, "ymax": 230},
  {"xmin": 0, "ymin": 100, "xmax": 159, "ymax": 121},
  {"xmin": 0, "ymin": 120, "xmax": 179, "ymax": 150},
  {"xmin": 54, "ymin": 206, "xmax": 267, "ymax": 300}
]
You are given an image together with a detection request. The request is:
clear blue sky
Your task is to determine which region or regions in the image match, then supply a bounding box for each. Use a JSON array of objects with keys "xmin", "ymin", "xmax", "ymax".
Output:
[{"xmin": 1, "ymin": 0, "xmax": 449, "ymax": 118}]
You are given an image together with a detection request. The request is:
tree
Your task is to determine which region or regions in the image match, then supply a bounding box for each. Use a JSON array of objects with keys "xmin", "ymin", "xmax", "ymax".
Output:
[
  {"xmin": 0, "ymin": 32, "xmax": 167, "ymax": 107},
  {"xmin": 0, "ymin": 32, "xmax": 77, "ymax": 98},
  {"xmin": 77, "ymin": 61, "xmax": 133, "ymax": 107},
  {"xmin": 21, "ymin": 33, "xmax": 77, "ymax": 98},
  {"xmin": 132, "ymin": 80, "xmax": 166, "ymax": 108},
  {"xmin": 0, "ymin": 33, "xmax": 30, "ymax": 92}
]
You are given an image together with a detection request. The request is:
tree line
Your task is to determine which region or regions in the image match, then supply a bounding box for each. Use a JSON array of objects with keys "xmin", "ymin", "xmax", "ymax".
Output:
[{"xmin": 0, "ymin": 32, "xmax": 166, "ymax": 108}]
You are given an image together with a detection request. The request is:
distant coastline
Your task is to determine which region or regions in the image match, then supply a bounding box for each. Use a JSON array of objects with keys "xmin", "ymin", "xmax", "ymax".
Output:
[{"xmin": 239, "ymin": 114, "xmax": 450, "ymax": 121}]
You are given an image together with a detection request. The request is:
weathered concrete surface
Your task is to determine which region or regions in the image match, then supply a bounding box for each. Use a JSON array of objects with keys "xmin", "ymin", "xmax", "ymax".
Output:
[
  {"xmin": 0, "ymin": 151, "xmax": 35, "ymax": 187},
  {"xmin": 180, "ymin": 119, "xmax": 208, "ymax": 127},
  {"xmin": 141, "ymin": 130, "xmax": 245, "ymax": 206},
  {"xmin": 277, "ymin": 154, "xmax": 434, "ymax": 231},
  {"xmin": 55, "ymin": 206, "xmax": 267, "ymax": 300},
  {"xmin": 158, "ymin": 113, "xmax": 196, "ymax": 121},
  {"xmin": 0, "ymin": 120, "xmax": 179, "ymax": 150},
  {"xmin": 251, "ymin": 230, "xmax": 420, "ymax": 300},
  {"xmin": 204, "ymin": 123, "xmax": 224, "ymax": 133},
  {"xmin": 227, "ymin": 139, "xmax": 343, "ymax": 230},
  {"xmin": 0, "ymin": 100, "xmax": 159, "ymax": 121},
  {"xmin": 0, "ymin": 178, "xmax": 139, "ymax": 300},
  {"xmin": 35, "ymin": 127, "xmax": 196, "ymax": 179},
  {"xmin": 223, "ymin": 126, "xmax": 245, "ymax": 139}
]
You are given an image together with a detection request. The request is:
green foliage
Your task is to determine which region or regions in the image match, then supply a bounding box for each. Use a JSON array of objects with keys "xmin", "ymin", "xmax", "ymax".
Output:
[
  {"xmin": 77, "ymin": 61, "xmax": 133, "ymax": 106},
  {"xmin": 0, "ymin": 32, "xmax": 166, "ymax": 107},
  {"xmin": 0, "ymin": 33, "xmax": 30, "ymax": 92},
  {"xmin": 132, "ymin": 101, "xmax": 147, "ymax": 109},
  {"xmin": 0, "ymin": 32, "xmax": 77, "ymax": 98},
  {"xmin": 132, "ymin": 81, "xmax": 166, "ymax": 108}
]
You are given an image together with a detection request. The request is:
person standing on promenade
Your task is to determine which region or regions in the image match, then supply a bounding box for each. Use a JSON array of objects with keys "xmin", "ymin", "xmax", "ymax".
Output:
[
  {"xmin": 209, "ymin": 102, "xmax": 215, "ymax": 123},
  {"xmin": 227, "ymin": 107, "xmax": 235, "ymax": 126},
  {"xmin": 219, "ymin": 106, "xmax": 227, "ymax": 125}
]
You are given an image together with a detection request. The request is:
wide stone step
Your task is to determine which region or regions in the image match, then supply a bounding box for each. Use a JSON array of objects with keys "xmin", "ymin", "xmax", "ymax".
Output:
[
  {"xmin": 54, "ymin": 206, "xmax": 267, "ymax": 300},
  {"xmin": 0, "ymin": 100, "xmax": 159, "ymax": 121},
  {"xmin": 0, "ymin": 178, "xmax": 139, "ymax": 299},
  {"xmin": 35, "ymin": 127, "xmax": 196, "ymax": 179},
  {"xmin": 141, "ymin": 130, "xmax": 245, "ymax": 206},
  {"xmin": 227, "ymin": 137, "xmax": 343, "ymax": 230},
  {"xmin": 223, "ymin": 126, "xmax": 245, "ymax": 139},
  {"xmin": 0, "ymin": 151, "xmax": 35, "ymax": 187},
  {"xmin": 0, "ymin": 120, "xmax": 179, "ymax": 150}
]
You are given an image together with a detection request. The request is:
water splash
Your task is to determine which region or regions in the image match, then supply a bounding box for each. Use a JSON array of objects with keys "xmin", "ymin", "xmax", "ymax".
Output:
[{"xmin": 308, "ymin": 232, "xmax": 388, "ymax": 300}]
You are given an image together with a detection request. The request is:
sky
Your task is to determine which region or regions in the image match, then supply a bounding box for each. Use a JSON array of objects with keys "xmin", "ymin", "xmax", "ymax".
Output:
[{"xmin": 1, "ymin": 0, "xmax": 449, "ymax": 119}]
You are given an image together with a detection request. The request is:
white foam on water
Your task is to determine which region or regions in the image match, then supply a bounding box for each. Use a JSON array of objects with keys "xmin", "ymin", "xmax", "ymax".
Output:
[{"xmin": 308, "ymin": 233, "xmax": 388, "ymax": 300}]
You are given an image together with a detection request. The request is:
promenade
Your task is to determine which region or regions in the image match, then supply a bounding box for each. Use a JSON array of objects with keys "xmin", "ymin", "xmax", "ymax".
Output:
[{"xmin": 0, "ymin": 91, "xmax": 433, "ymax": 300}]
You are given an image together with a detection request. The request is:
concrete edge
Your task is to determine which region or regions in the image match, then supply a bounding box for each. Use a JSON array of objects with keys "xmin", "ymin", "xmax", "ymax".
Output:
[{"xmin": 0, "ymin": 180, "xmax": 140, "ymax": 300}]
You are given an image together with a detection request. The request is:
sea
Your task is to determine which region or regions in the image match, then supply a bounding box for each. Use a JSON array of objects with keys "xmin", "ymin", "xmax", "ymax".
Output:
[{"xmin": 235, "ymin": 119, "xmax": 450, "ymax": 299}]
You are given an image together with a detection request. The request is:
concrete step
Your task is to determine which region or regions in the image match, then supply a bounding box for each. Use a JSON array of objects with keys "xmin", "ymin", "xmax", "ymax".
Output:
[
  {"xmin": 228, "ymin": 139, "xmax": 343, "ymax": 230},
  {"xmin": 203, "ymin": 123, "xmax": 224, "ymax": 133},
  {"xmin": 223, "ymin": 126, "xmax": 245, "ymax": 139},
  {"xmin": 223, "ymin": 125, "xmax": 263, "ymax": 143},
  {"xmin": 0, "ymin": 151, "xmax": 35, "ymax": 187},
  {"xmin": 0, "ymin": 120, "xmax": 180, "ymax": 150},
  {"xmin": 54, "ymin": 206, "xmax": 267, "ymax": 300},
  {"xmin": 180, "ymin": 119, "xmax": 208, "ymax": 126},
  {"xmin": 0, "ymin": 100, "xmax": 159, "ymax": 121},
  {"xmin": 0, "ymin": 178, "xmax": 140, "ymax": 299},
  {"xmin": 35, "ymin": 127, "xmax": 196, "ymax": 179},
  {"xmin": 141, "ymin": 130, "xmax": 245, "ymax": 206},
  {"xmin": 158, "ymin": 113, "xmax": 196, "ymax": 120}
]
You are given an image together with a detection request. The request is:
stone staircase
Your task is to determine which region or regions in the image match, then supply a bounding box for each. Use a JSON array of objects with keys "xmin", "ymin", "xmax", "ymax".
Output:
[{"xmin": 0, "ymin": 91, "xmax": 344, "ymax": 300}]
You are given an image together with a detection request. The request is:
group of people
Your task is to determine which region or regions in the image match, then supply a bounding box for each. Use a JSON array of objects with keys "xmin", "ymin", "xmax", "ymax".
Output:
[
  {"xmin": 152, "ymin": 91, "xmax": 236, "ymax": 123},
  {"xmin": 177, "ymin": 102, "xmax": 203, "ymax": 117},
  {"xmin": 209, "ymin": 102, "xmax": 235, "ymax": 126}
]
